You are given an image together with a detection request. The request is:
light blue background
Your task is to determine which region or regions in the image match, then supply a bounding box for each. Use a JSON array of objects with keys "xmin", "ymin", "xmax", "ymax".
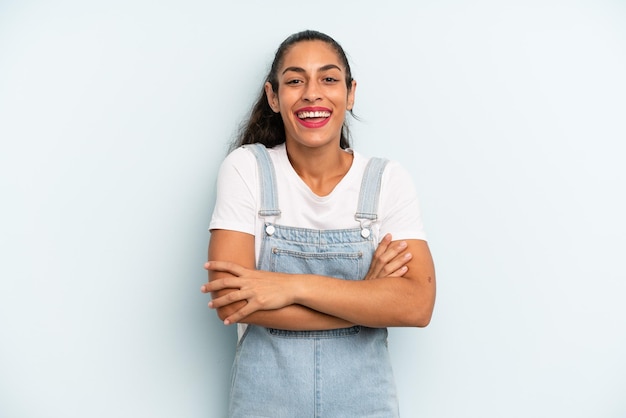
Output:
[{"xmin": 1, "ymin": 1, "xmax": 625, "ymax": 417}]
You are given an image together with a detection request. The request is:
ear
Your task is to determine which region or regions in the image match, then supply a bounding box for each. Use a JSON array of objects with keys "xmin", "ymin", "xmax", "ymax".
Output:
[
  {"xmin": 265, "ymin": 82, "xmax": 280, "ymax": 113},
  {"xmin": 347, "ymin": 79, "xmax": 357, "ymax": 110}
]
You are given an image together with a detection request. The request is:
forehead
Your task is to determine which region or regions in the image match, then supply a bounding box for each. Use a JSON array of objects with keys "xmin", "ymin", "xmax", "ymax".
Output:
[{"xmin": 280, "ymin": 40, "xmax": 344, "ymax": 72}]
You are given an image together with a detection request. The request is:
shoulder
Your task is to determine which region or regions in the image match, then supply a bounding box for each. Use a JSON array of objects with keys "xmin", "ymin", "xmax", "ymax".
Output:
[
  {"xmin": 223, "ymin": 143, "xmax": 288, "ymax": 167},
  {"xmin": 379, "ymin": 158, "xmax": 418, "ymax": 200},
  {"xmin": 214, "ymin": 147, "xmax": 260, "ymax": 198},
  {"xmin": 383, "ymin": 159, "xmax": 414, "ymax": 184},
  {"xmin": 221, "ymin": 146, "xmax": 257, "ymax": 169},
  {"xmin": 217, "ymin": 145, "xmax": 265, "ymax": 183},
  {"xmin": 217, "ymin": 144, "xmax": 291, "ymax": 189},
  {"xmin": 351, "ymin": 150, "xmax": 414, "ymax": 185}
]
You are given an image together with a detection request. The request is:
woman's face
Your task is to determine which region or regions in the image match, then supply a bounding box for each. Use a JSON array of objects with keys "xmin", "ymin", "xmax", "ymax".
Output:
[{"xmin": 265, "ymin": 40, "xmax": 356, "ymax": 150}]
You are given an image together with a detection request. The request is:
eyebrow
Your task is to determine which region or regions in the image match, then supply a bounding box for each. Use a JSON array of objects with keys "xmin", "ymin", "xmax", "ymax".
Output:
[{"xmin": 282, "ymin": 64, "xmax": 342, "ymax": 75}]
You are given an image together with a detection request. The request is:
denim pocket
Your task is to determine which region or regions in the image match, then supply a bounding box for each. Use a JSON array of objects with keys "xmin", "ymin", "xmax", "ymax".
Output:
[{"xmin": 269, "ymin": 248, "xmax": 365, "ymax": 281}]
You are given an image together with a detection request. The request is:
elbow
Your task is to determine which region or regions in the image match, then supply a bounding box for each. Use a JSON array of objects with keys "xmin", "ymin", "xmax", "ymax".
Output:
[
  {"xmin": 413, "ymin": 313, "xmax": 433, "ymax": 328},
  {"xmin": 387, "ymin": 308, "xmax": 432, "ymax": 328},
  {"xmin": 404, "ymin": 310, "xmax": 433, "ymax": 328},
  {"xmin": 403, "ymin": 299, "xmax": 435, "ymax": 328},
  {"xmin": 407, "ymin": 286, "xmax": 436, "ymax": 327}
]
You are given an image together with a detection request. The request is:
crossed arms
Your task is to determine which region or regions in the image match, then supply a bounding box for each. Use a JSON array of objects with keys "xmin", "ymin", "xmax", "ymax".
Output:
[{"xmin": 201, "ymin": 229, "xmax": 436, "ymax": 330}]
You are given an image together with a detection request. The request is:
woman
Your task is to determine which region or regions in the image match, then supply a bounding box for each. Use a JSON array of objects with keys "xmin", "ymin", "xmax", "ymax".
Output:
[{"xmin": 202, "ymin": 30, "xmax": 436, "ymax": 417}]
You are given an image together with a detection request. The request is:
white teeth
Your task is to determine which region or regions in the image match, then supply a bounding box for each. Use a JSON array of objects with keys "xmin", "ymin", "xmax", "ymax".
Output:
[{"xmin": 297, "ymin": 111, "xmax": 331, "ymax": 119}]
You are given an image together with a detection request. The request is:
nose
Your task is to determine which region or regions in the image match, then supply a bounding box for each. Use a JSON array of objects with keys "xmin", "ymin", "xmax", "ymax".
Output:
[{"xmin": 302, "ymin": 80, "xmax": 321, "ymax": 102}]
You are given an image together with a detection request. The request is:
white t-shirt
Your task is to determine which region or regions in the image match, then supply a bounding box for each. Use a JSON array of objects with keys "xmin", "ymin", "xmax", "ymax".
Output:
[{"xmin": 209, "ymin": 143, "xmax": 427, "ymax": 263}]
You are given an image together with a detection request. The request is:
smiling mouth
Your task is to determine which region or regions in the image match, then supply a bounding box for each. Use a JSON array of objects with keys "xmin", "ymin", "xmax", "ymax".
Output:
[{"xmin": 297, "ymin": 110, "xmax": 331, "ymax": 120}]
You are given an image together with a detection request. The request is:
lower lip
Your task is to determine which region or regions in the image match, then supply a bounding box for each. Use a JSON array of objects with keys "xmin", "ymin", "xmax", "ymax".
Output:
[{"xmin": 296, "ymin": 116, "xmax": 331, "ymax": 129}]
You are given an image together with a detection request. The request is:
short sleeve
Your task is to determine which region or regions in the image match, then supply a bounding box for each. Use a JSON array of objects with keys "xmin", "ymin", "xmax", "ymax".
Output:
[
  {"xmin": 209, "ymin": 147, "xmax": 258, "ymax": 235},
  {"xmin": 378, "ymin": 161, "xmax": 427, "ymax": 241}
]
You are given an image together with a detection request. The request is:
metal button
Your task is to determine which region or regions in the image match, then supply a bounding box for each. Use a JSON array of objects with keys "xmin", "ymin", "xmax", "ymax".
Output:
[{"xmin": 265, "ymin": 225, "xmax": 275, "ymax": 236}]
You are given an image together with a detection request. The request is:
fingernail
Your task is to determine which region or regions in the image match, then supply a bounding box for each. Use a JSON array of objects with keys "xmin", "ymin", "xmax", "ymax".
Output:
[
  {"xmin": 404, "ymin": 252, "xmax": 412, "ymax": 259},
  {"xmin": 399, "ymin": 241, "xmax": 407, "ymax": 249}
]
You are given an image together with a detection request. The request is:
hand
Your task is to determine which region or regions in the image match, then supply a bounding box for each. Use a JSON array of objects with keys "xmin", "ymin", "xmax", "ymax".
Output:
[
  {"xmin": 362, "ymin": 233, "xmax": 412, "ymax": 280},
  {"xmin": 201, "ymin": 261, "xmax": 298, "ymax": 325}
]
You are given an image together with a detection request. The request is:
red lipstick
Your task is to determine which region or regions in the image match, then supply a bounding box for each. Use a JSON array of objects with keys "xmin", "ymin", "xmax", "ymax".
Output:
[{"xmin": 294, "ymin": 107, "xmax": 332, "ymax": 129}]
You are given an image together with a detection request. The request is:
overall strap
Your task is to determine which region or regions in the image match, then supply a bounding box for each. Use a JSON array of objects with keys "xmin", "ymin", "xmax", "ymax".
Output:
[
  {"xmin": 355, "ymin": 157, "xmax": 389, "ymax": 236},
  {"xmin": 242, "ymin": 143, "xmax": 281, "ymax": 218}
]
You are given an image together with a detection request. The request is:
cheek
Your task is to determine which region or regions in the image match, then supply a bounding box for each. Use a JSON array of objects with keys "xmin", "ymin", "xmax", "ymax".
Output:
[{"xmin": 328, "ymin": 89, "xmax": 349, "ymax": 105}]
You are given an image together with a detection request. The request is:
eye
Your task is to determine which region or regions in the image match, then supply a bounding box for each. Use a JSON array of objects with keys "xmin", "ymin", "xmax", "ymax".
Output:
[
  {"xmin": 286, "ymin": 79, "xmax": 303, "ymax": 85},
  {"xmin": 323, "ymin": 77, "xmax": 339, "ymax": 83}
]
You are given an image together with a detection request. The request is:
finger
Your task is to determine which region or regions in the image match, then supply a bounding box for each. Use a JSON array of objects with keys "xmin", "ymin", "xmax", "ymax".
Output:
[
  {"xmin": 224, "ymin": 302, "xmax": 258, "ymax": 325},
  {"xmin": 366, "ymin": 235, "xmax": 395, "ymax": 278},
  {"xmin": 373, "ymin": 233, "xmax": 393, "ymax": 258},
  {"xmin": 204, "ymin": 261, "xmax": 246, "ymax": 276},
  {"xmin": 370, "ymin": 240, "xmax": 408, "ymax": 277},
  {"xmin": 208, "ymin": 289, "xmax": 250, "ymax": 309},
  {"xmin": 370, "ymin": 235, "xmax": 392, "ymax": 269},
  {"xmin": 201, "ymin": 276, "xmax": 244, "ymax": 294},
  {"xmin": 387, "ymin": 265, "xmax": 408, "ymax": 277},
  {"xmin": 378, "ymin": 240, "xmax": 408, "ymax": 265},
  {"xmin": 201, "ymin": 279, "xmax": 227, "ymax": 293},
  {"xmin": 380, "ymin": 252, "xmax": 412, "ymax": 277}
]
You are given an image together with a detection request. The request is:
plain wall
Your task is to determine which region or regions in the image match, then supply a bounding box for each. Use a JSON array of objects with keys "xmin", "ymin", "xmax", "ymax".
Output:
[{"xmin": 1, "ymin": 0, "xmax": 625, "ymax": 417}]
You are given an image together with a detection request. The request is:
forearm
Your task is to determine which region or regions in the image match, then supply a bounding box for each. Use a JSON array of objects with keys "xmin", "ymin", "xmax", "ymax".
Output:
[
  {"xmin": 212, "ymin": 290, "xmax": 353, "ymax": 329},
  {"xmin": 295, "ymin": 240, "xmax": 436, "ymax": 327},
  {"xmin": 295, "ymin": 274, "xmax": 433, "ymax": 328},
  {"xmin": 239, "ymin": 304, "xmax": 353, "ymax": 330}
]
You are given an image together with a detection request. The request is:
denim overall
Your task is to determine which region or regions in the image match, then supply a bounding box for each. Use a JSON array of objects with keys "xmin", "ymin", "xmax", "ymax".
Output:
[{"xmin": 229, "ymin": 144, "xmax": 399, "ymax": 418}]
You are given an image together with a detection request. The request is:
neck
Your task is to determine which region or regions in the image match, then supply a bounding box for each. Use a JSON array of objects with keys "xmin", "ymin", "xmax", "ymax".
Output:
[{"xmin": 285, "ymin": 141, "xmax": 353, "ymax": 196}]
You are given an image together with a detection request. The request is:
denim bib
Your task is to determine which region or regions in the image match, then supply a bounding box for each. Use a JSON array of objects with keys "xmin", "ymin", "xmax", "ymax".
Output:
[{"xmin": 229, "ymin": 144, "xmax": 399, "ymax": 418}]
